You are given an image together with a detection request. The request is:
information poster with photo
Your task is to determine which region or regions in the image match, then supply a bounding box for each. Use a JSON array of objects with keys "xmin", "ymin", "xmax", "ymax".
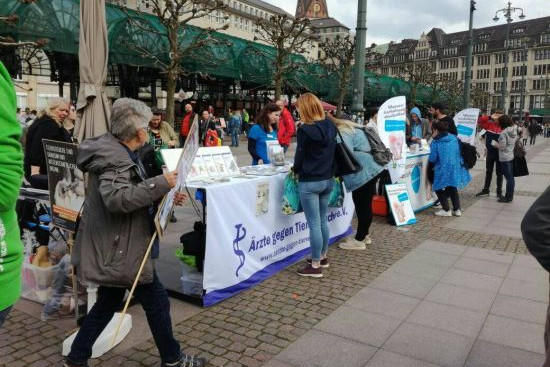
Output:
[
  {"xmin": 187, "ymin": 146, "xmax": 240, "ymax": 181},
  {"xmin": 378, "ymin": 96, "xmax": 407, "ymax": 183},
  {"xmin": 156, "ymin": 119, "xmax": 200, "ymax": 236},
  {"xmin": 43, "ymin": 140, "xmax": 85, "ymax": 232},
  {"xmin": 386, "ymin": 183, "xmax": 417, "ymax": 226},
  {"xmin": 455, "ymin": 108, "xmax": 480, "ymax": 145}
]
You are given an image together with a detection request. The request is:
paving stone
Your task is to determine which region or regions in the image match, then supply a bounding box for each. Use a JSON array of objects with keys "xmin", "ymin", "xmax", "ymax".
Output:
[
  {"xmin": 512, "ymin": 254, "xmax": 545, "ymax": 270},
  {"xmin": 451, "ymin": 256, "xmax": 510, "ymax": 277},
  {"xmin": 407, "ymin": 300, "xmax": 486, "ymax": 337},
  {"xmin": 369, "ymin": 272, "xmax": 438, "ymax": 299},
  {"xmin": 388, "ymin": 259, "xmax": 450, "ymax": 281},
  {"xmin": 277, "ymin": 329, "xmax": 377, "ymax": 367},
  {"xmin": 399, "ymin": 249, "xmax": 458, "ymax": 268},
  {"xmin": 490, "ymin": 294, "xmax": 547, "ymax": 325},
  {"xmin": 439, "ymin": 268, "xmax": 503, "ymax": 292},
  {"xmin": 366, "ymin": 350, "xmax": 444, "ymax": 367},
  {"xmin": 262, "ymin": 359, "xmax": 297, "ymax": 367},
  {"xmin": 465, "ymin": 339, "xmax": 545, "ymax": 367},
  {"xmin": 425, "ymin": 282, "xmax": 497, "ymax": 313},
  {"xmin": 462, "ymin": 247, "xmax": 515, "ymax": 264},
  {"xmin": 383, "ymin": 322, "xmax": 475, "ymax": 367},
  {"xmin": 507, "ymin": 263, "xmax": 548, "ymax": 285},
  {"xmin": 416, "ymin": 240, "xmax": 466, "ymax": 256},
  {"xmin": 345, "ymin": 287, "xmax": 420, "ymax": 320},
  {"xmin": 479, "ymin": 314, "xmax": 545, "ymax": 354},
  {"xmin": 499, "ymin": 277, "xmax": 549, "ymax": 303}
]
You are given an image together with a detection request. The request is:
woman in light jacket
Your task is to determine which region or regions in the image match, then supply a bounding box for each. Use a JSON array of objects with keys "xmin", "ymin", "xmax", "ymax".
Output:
[
  {"xmin": 496, "ymin": 115, "xmax": 518, "ymax": 203},
  {"xmin": 333, "ymin": 118, "xmax": 384, "ymax": 250}
]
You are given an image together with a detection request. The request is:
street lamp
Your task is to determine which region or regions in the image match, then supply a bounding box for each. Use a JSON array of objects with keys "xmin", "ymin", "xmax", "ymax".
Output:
[
  {"xmin": 493, "ymin": 1, "xmax": 526, "ymax": 114},
  {"xmin": 463, "ymin": 0, "xmax": 476, "ymax": 109},
  {"xmin": 351, "ymin": 0, "xmax": 368, "ymax": 123}
]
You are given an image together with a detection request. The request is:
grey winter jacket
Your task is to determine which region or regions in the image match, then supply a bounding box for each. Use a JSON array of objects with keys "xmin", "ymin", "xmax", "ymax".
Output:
[
  {"xmin": 498, "ymin": 125, "xmax": 518, "ymax": 162},
  {"xmin": 72, "ymin": 134, "xmax": 170, "ymax": 287}
]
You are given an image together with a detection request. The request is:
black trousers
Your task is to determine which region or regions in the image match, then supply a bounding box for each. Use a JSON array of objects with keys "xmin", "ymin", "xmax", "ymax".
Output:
[
  {"xmin": 483, "ymin": 153, "xmax": 503, "ymax": 194},
  {"xmin": 530, "ymin": 135, "xmax": 537, "ymax": 145},
  {"xmin": 435, "ymin": 187, "xmax": 460, "ymax": 212},
  {"xmin": 352, "ymin": 178, "xmax": 377, "ymax": 241}
]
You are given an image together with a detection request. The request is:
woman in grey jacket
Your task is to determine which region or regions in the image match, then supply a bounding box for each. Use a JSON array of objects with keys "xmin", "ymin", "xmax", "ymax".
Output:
[
  {"xmin": 496, "ymin": 115, "xmax": 518, "ymax": 203},
  {"xmin": 334, "ymin": 118, "xmax": 384, "ymax": 250}
]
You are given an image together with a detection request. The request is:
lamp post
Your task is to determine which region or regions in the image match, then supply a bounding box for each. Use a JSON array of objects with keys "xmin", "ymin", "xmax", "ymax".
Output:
[
  {"xmin": 519, "ymin": 43, "xmax": 527, "ymax": 122},
  {"xmin": 351, "ymin": 0, "xmax": 367, "ymax": 123},
  {"xmin": 493, "ymin": 1, "xmax": 526, "ymax": 114},
  {"xmin": 463, "ymin": 0, "xmax": 476, "ymax": 109}
]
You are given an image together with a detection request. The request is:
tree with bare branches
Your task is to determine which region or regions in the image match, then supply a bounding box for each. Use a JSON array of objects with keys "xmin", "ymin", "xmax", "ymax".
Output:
[
  {"xmin": 319, "ymin": 34, "xmax": 355, "ymax": 115},
  {"xmin": 254, "ymin": 14, "xmax": 315, "ymax": 100},
  {"xmin": 0, "ymin": 0, "xmax": 47, "ymax": 48},
  {"xmin": 398, "ymin": 62, "xmax": 437, "ymax": 109},
  {"xmin": 120, "ymin": 0, "xmax": 228, "ymax": 126}
]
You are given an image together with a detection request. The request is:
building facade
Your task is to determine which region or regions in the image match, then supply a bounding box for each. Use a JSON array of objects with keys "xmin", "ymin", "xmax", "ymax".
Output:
[{"xmin": 366, "ymin": 16, "xmax": 550, "ymax": 114}]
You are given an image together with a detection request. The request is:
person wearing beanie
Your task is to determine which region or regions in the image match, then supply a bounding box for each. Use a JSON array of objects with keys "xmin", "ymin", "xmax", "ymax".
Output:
[{"xmin": 0, "ymin": 61, "xmax": 24, "ymax": 328}]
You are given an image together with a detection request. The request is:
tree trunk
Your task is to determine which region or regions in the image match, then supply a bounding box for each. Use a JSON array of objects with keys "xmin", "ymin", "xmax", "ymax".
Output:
[
  {"xmin": 274, "ymin": 74, "xmax": 283, "ymax": 101},
  {"xmin": 165, "ymin": 68, "xmax": 177, "ymax": 127}
]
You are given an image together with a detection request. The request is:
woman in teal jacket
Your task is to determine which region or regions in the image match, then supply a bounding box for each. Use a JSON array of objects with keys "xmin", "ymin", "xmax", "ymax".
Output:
[
  {"xmin": 0, "ymin": 61, "xmax": 24, "ymax": 328},
  {"xmin": 334, "ymin": 118, "xmax": 384, "ymax": 250}
]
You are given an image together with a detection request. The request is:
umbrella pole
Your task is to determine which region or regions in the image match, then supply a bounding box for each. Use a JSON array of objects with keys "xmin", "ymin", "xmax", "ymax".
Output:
[
  {"xmin": 67, "ymin": 232, "xmax": 80, "ymax": 323},
  {"xmin": 111, "ymin": 232, "xmax": 158, "ymax": 347}
]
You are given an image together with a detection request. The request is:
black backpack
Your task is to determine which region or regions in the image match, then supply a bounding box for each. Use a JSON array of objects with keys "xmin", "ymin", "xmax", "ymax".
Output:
[
  {"xmin": 361, "ymin": 127, "xmax": 393, "ymax": 166},
  {"xmin": 460, "ymin": 141, "xmax": 478, "ymax": 169}
]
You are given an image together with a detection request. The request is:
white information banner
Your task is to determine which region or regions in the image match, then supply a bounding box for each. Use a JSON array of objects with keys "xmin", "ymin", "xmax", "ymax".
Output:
[
  {"xmin": 378, "ymin": 96, "xmax": 408, "ymax": 183},
  {"xmin": 386, "ymin": 183, "xmax": 417, "ymax": 226},
  {"xmin": 455, "ymin": 108, "xmax": 480, "ymax": 145},
  {"xmin": 202, "ymin": 175, "xmax": 354, "ymax": 306},
  {"xmin": 397, "ymin": 152, "xmax": 436, "ymax": 212}
]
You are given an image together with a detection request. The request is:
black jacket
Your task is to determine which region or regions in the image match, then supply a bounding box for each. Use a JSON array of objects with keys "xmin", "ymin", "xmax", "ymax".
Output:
[
  {"xmin": 522, "ymin": 186, "xmax": 550, "ymax": 272},
  {"xmin": 293, "ymin": 117, "xmax": 336, "ymax": 182}
]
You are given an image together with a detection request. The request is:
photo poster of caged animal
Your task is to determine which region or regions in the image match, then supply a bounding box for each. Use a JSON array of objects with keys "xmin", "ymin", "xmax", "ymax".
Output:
[
  {"xmin": 385, "ymin": 183, "xmax": 417, "ymax": 226},
  {"xmin": 377, "ymin": 96, "xmax": 407, "ymax": 183},
  {"xmin": 43, "ymin": 140, "xmax": 85, "ymax": 233}
]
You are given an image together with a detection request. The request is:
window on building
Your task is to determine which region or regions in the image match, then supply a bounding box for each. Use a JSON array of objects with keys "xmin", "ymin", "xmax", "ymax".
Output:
[
  {"xmin": 495, "ymin": 53, "xmax": 506, "ymax": 64},
  {"xmin": 532, "ymin": 79, "xmax": 550, "ymax": 90},
  {"xmin": 476, "ymin": 69, "xmax": 490, "ymax": 79},
  {"xmin": 529, "ymin": 95, "xmax": 545, "ymax": 109},
  {"xmin": 512, "ymin": 65, "xmax": 527, "ymax": 76},
  {"xmin": 542, "ymin": 33, "xmax": 550, "ymax": 44},
  {"xmin": 535, "ymin": 49, "xmax": 550, "ymax": 60},
  {"xmin": 511, "ymin": 80, "xmax": 526, "ymax": 91},
  {"xmin": 504, "ymin": 38, "xmax": 524, "ymax": 48},
  {"xmin": 513, "ymin": 50, "xmax": 527, "ymax": 63},
  {"xmin": 478, "ymin": 33, "xmax": 491, "ymax": 40},
  {"xmin": 512, "ymin": 28, "xmax": 525, "ymax": 34},
  {"xmin": 477, "ymin": 54, "xmax": 490, "ymax": 65},
  {"xmin": 534, "ymin": 64, "xmax": 549, "ymax": 75},
  {"xmin": 474, "ymin": 43, "xmax": 487, "ymax": 52}
]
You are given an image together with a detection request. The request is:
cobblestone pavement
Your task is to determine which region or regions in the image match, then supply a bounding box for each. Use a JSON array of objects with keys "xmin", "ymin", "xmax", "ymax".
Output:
[{"xmin": 1, "ymin": 137, "xmax": 548, "ymax": 367}]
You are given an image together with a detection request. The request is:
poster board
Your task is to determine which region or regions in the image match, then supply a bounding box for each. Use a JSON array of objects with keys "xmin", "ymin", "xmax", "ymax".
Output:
[
  {"xmin": 455, "ymin": 108, "xmax": 480, "ymax": 145},
  {"xmin": 155, "ymin": 118, "xmax": 200, "ymax": 237},
  {"xmin": 43, "ymin": 140, "xmax": 85, "ymax": 232},
  {"xmin": 385, "ymin": 183, "xmax": 417, "ymax": 226},
  {"xmin": 378, "ymin": 96, "xmax": 408, "ymax": 183},
  {"xmin": 187, "ymin": 146, "xmax": 240, "ymax": 181}
]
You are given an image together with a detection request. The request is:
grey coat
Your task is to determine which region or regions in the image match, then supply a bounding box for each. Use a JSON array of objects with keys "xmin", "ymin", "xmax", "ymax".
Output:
[
  {"xmin": 498, "ymin": 125, "xmax": 518, "ymax": 162},
  {"xmin": 72, "ymin": 134, "xmax": 170, "ymax": 287}
]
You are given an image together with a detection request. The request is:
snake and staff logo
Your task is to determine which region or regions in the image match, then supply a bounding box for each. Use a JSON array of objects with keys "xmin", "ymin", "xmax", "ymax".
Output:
[{"xmin": 232, "ymin": 224, "xmax": 247, "ymax": 277}]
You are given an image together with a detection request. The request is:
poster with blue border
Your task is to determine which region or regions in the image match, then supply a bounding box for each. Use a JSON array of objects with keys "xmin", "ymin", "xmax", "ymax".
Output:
[{"xmin": 385, "ymin": 183, "xmax": 417, "ymax": 226}]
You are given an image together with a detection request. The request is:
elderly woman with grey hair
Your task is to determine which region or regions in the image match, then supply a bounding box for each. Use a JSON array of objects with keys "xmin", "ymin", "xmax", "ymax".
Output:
[{"xmin": 65, "ymin": 98, "xmax": 206, "ymax": 367}]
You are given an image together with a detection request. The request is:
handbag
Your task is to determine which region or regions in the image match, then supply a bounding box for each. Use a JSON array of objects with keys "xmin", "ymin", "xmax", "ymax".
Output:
[
  {"xmin": 514, "ymin": 139, "xmax": 526, "ymax": 158},
  {"xmin": 334, "ymin": 127, "xmax": 362, "ymax": 177},
  {"xmin": 282, "ymin": 172, "xmax": 302, "ymax": 215},
  {"xmin": 513, "ymin": 156, "xmax": 529, "ymax": 177},
  {"xmin": 328, "ymin": 178, "xmax": 344, "ymax": 207}
]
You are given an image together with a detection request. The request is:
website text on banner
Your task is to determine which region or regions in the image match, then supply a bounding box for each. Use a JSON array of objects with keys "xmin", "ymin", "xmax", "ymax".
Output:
[
  {"xmin": 455, "ymin": 108, "xmax": 480, "ymax": 145},
  {"xmin": 202, "ymin": 174, "xmax": 354, "ymax": 306},
  {"xmin": 377, "ymin": 96, "xmax": 407, "ymax": 183}
]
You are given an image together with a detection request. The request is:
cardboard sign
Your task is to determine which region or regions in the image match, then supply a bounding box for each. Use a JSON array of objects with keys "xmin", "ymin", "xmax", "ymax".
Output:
[{"xmin": 386, "ymin": 183, "xmax": 417, "ymax": 226}]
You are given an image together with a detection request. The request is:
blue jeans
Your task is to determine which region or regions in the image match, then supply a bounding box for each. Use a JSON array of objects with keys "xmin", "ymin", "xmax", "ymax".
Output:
[
  {"xmin": 42, "ymin": 254, "xmax": 71, "ymax": 317},
  {"xmin": 67, "ymin": 273, "xmax": 180, "ymax": 366},
  {"xmin": 500, "ymin": 160, "xmax": 515, "ymax": 199},
  {"xmin": 231, "ymin": 130, "xmax": 239, "ymax": 146},
  {"xmin": 299, "ymin": 179, "xmax": 334, "ymax": 261},
  {"xmin": 0, "ymin": 306, "xmax": 12, "ymax": 328}
]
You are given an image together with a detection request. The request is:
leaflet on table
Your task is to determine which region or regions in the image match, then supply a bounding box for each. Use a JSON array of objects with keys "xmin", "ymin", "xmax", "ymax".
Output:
[
  {"xmin": 187, "ymin": 146, "xmax": 240, "ymax": 182},
  {"xmin": 202, "ymin": 175, "xmax": 354, "ymax": 306},
  {"xmin": 378, "ymin": 96, "xmax": 407, "ymax": 183},
  {"xmin": 155, "ymin": 118, "xmax": 200, "ymax": 237},
  {"xmin": 386, "ymin": 183, "xmax": 417, "ymax": 226},
  {"xmin": 455, "ymin": 108, "xmax": 480, "ymax": 145},
  {"xmin": 42, "ymin": 140, "xmax": 85, "ymax": 233}
]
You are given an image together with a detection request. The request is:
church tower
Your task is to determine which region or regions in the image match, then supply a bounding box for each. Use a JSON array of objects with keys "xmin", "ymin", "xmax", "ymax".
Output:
[{"xmin": 295, "ymin": 0, "xmax": 329, "ymax": 19}]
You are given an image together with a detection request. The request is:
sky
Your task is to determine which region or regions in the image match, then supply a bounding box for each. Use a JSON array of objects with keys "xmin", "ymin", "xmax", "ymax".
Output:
[{"xmin": 265, "ymin": 0, "xmax": 550, "ymax": 45}]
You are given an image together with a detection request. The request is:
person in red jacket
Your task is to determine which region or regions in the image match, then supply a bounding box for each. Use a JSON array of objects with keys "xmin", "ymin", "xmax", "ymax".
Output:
[
  {"xmin": 476, "ymin": 112, "xmax": 504, "ymax": 198},
  {"xmin": 179, "ymin": 103, "xmax": 196, "ymax": 148},
  {"xmin": 276, "ymin": 99, "xmax": 295, "ymax": 153}
]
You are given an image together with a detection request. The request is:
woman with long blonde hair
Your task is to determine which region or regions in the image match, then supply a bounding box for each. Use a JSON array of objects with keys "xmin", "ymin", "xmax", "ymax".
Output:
[
  {"xmin": 293, "ymin": 93, "xmax": 336, "ymax": 278},
  {"xmin": 24, "ymin": 97, "xmax": 70, "ymax": 188}
]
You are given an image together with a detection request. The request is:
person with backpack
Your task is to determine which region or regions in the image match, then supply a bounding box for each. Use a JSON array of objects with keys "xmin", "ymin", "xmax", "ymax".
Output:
[
  {"xmin": 495, "ymin": 115, "xmax": 518, "ymax": 203},
  {"xmin": 333, "ymin": 117, "xmax": 384, "ymax": 250},
  {"xmin": 228, "ymin": 110, "xmax": 243, "ymax": 147},
  {"xmin": 429, "ymin": 119, "xmax": 471, "ymax": 217}
]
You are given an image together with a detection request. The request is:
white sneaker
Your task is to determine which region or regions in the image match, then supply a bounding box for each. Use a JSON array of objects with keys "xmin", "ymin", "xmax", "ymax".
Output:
[
  {"xmin": 434, "ymin": 209, "xmax": 452, "ymax": 217},
  {"xmin": 363, "ymin": 235, "xmax": 372, "ymax": 245},
  {"xmin": 452, "ymin": 210, "xmax": 462, "ymax": 217},
  {"xmin": 433, "ymin": 203, "xmax": 442, "ymax": 209},
  {"xmin": 339, "ymin": 238, "xmax": 366, "ymax": 250}
]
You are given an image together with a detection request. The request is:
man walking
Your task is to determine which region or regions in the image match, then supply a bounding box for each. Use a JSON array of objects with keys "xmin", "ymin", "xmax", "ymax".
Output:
[
  {"xmin": 228, "ymin": 109, "xmax": 242, "ymax": 147},
  {"xmin": 522, "ymin": 186, "xmax": 550, "ymax": 367},
  {"xmin": 276, "ymin": 99, "xmax": 295, "ymax": 153},
  {"xmin": 476, "ymin": 111, "xmax": 504, "ymax": 198},
  {"xmin": 179, "ymin": 103, "xmax": 196, "ymax": 148},
  {"xmin": 64, "ymin": 98, "xmax": 206, "ymax": 367}
]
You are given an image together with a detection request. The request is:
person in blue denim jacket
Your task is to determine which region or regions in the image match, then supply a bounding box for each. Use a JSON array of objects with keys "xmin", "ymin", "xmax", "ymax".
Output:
[
  {"xmin": 429, "ymin": 119, "xmax": 472, "ymax": 217},
  {"xmin": 334, "ymin": 118, "xmax": 384, "ymax": 250}
]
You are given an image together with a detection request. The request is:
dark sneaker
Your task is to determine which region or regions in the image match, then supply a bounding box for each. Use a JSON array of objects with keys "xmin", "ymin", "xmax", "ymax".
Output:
[
  {"xmin": 497, "ymin": 197, "xmax": 513, "ymax": 203},
  {"xmin": 170, "ymin": 213, "xmax": 178, "ymax": 223},
  {"xmin": 306, "ymin": 258, "xmax": 330, "ymax": 268},
  {"xmin": 476, "ymin": 189, "xmax": 490, "ymax": 197},
  {"xmin": 297, "ymin": 264, "xmax": 323, "ymax": 278},
  {"xmin": 162, "ymin": 353, "xmax": 207, "ymax": 367}
]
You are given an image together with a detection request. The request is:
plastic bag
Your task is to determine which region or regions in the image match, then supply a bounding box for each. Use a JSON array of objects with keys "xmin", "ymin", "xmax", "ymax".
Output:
[
  {"xmin": 282, "ymin": 172, "xmax": 302, "ymax": 215},
  {"xmin": 328, "ymin": 178, "xmax": 344, "ymax": 207}
]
